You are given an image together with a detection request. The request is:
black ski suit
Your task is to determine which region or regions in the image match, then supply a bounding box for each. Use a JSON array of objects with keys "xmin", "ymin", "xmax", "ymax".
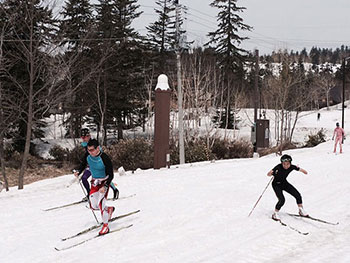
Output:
[{"xmin": 271, "ymin": 163, "xmax": 303, "ymax": 210}]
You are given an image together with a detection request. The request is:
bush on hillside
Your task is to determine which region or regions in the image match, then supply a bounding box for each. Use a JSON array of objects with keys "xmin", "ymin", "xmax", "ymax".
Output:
[
  {"xmin": 106, "ymin": 138, "xmax": 153, "ymax": 171},
  {"xmin": 211, "ymin": 138, "xmax": 253, "ymax": 159},
  {"xmin": 49, "ymin": 144, "xmax": 84, "ymax": 166},
  {"xmin": 170, "ymin": 138, "xmax": 212, "ymax": 165},
  {"xmin": 6, "ymin": 151, "xmax": 41, "ymax": 169},
  {"xmin": 305, "ymin": 129, "xmax": 326, "ymax": 147},
  {"xmin": 49, "ymin": 145, "xmax": 69, "ymax": 162}
]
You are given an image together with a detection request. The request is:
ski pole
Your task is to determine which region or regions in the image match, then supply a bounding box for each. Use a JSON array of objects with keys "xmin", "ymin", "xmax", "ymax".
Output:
[
  {"xmin": 73, "ymin": 170, "xmax": 99, "ymax": 224},
  {"xmin": 248, "ymin": 177, "xmax": 273, "ymax": 217},
  {"xmin": 78, "ymin": 179, "xmax": 99, "ymax": 224}
]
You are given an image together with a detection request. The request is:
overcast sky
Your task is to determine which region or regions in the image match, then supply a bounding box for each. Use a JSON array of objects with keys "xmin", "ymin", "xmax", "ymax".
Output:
[{"xmin": 134, "ymin": 0, "xmax": 350, "ymax": 55}]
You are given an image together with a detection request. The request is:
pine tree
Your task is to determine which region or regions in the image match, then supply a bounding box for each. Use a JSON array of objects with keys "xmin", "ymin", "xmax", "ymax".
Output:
[
  {"xmin": 0, "ymin": 0, "xmax": 58, "ymax": 189},
  {"xmin": 59, "ymin": 0, "xmax": 93, "ymax": 51},
  {"xmin": 58, "ymin": 0, "xmax": 95, "ymax": 137},
  {"xmin": 93, "ymin": 0, "xmax": 145, "ymax": 141},
  {"xmin": 207, "ymin": 0, "xmax": 251, "ymax": 131},
  {"xmin": 146, "ymin": 0, "xmax": 176, "ymax": 71},
  {"xmin": 207, "ymin": 0, "xmax": 251, "ymax": 74}
]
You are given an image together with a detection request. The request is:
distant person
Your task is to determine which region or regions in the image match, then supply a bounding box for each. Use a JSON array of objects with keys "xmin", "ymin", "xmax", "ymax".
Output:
[
  {"xmin": 332, "ymin": 122, "xmax": 345, "ymax": 154},
  {"xmin": 267, "ymin": 154, "xmax": 308, "ymax": 221},
  {"xmin": 317, "ymin": 112, "xmax": 321, "ymax": 121},
  {"xmin": 74, "ymin": 139, "xmax": 115, "ymax": 235},
  {"xmin": 76, "ymin": 128, "xmax": 119, "ymax": 201}
]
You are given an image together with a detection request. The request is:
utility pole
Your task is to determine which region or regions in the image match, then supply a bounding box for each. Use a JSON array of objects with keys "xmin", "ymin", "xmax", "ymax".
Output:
[
  {"xmin": 254, "ymin": 49, "xmax": 259, "ymax": 123},
  {"xmin": 175, "ymin": 0, "xmax": 185, "ymax": 164},
  {"xmin": 253, "ymin": 49, "xmax": 259, "ymax": 152},
  {"xmin": 342, "ymin": 57, "xmax": 350, "ymax": 129}
]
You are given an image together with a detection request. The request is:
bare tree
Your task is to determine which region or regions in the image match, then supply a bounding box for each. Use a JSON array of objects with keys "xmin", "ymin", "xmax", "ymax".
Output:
[
  {"xmin": 264, "ymin": 55, "xmax": 308, "ymax": 154},
  {"xmin": 314, "ymin": 65, "xmax": 336, "ymax": 110}
]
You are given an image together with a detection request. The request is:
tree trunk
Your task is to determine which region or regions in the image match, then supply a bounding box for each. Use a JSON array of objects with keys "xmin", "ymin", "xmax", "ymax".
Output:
[
  {"xmin": 0, "ymin": 90, "xmax": 9, "ymax": 191},
  {"xmin": 18, "ymin": 6, "xmax": 35, "ymax": 189},
  {"xmin": 278, "ymin": 109, "xmax": 284, "ymax": 155}
]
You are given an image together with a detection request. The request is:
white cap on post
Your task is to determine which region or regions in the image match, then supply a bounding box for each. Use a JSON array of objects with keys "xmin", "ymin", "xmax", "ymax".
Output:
[{"xmin": 155, "ymin": 74, "xmax": 170, "ymax": 91}]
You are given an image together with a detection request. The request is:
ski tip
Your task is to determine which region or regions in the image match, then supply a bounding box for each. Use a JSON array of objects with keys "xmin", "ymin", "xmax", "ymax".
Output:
[{"xmin": 54, "ymin": 247, "xmax": 60, "ymax": 251}]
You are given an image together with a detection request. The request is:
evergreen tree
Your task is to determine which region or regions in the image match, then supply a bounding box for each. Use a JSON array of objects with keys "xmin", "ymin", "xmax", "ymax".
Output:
[
  {"xmin": 207, "ymin": 0, "xmax": 251, "ymax": 130},
  {"xmin": 207, "ymin": 0, "xmax": 251, "ymax": 74},
  {"xmin": 146, "ymin": 0, "xmax": 176, "ymax": 71},
  {"xmin": 93, "ymin": 0, "xmax": 145, "ymax": 141},
  {"xmin": 59, "ymin": 0, "xmax": 93, "ymax": 51},
  {"xmin": 0, "ymin": 0, "xmax": 58, "ymax": 188},
  {"xmin": 59, "ymin": 0, "xmax": 95, "ymax": 137},
  {"xmin": 310, "ymin": 46, "xmax": 320, "ymax": 65}
]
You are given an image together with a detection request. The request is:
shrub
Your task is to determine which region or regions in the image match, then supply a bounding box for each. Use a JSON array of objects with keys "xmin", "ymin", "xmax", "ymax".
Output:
[
  {"xmin": 211, "ymin": 138, "xmax": 253, "ymax": 159},
  {"xmin": 305, "ymin": 129, "xmax": 326, "ymax": 147},
  {"xmin": 170, "ymin": 137, "xmax": 213, "ymax": 165},
  {"xmin": 49, "ymin": 145, "xmax": 69, "ymax": 162},
  {"xmin": 185, "ymin": 140, "xmax": 211, "ymax": 163},
  {"xmin": 105, "ymin": 138, "xmax": 153, "ymax": 171},
  {"xmin": 170, "ymin": 137, "xmax": 251, "ymax": 164},
  {"xmin": 3, "ymin": 144, "xmax": 15, "ymax": 161},
  {"xmin": 6, "ymin": 151, "xmax": 41, "ymax": 169},
  {"xmin": 226, "ymin": 139, "xmax": 253, "ymax": 159},
  {"xmin": 211, "ymin": 139, "xmax": 229, "ymax": 159},
  {"xmin": 67, "ymin": 146, "xmax": 85, "ymax": 164}
]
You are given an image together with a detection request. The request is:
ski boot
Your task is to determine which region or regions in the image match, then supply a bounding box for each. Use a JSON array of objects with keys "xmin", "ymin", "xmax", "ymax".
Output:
[
  {"xmin": 99, "ymin": 223, "xmax": 109, "ymax": 235},
  {"xmin": 299, "ymin": 207, "xmax": 309, "ymax": 217},
  {"xmin": 107, "ymin": 206, "xmax": 115, "ymax": 221}
]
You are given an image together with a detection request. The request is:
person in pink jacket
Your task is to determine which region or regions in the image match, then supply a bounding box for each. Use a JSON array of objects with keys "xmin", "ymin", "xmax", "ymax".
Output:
[{"xmin": 332, "ymin": 122, "xmax": 345, "ymax": 153}]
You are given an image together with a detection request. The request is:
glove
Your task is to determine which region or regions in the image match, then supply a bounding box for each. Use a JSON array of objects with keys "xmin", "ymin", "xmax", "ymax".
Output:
[{"xmin": 332, "ymin": 137, "xmax": 334, "ymax": 140}]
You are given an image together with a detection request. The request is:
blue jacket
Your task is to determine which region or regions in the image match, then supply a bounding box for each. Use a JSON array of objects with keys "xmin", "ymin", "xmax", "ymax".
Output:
[{"xmin": 78, "ymin": 151, "xmax": 114, "ymax": 186}]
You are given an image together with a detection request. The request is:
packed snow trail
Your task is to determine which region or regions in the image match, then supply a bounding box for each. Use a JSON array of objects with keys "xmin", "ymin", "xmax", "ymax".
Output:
[{"xmin": 1, "ymin": 139, "xmax": 350, "ymax": 262}]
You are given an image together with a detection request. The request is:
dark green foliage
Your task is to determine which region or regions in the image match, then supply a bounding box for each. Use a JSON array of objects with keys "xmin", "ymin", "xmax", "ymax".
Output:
[
  {"xmin": 146, "ymin": 0, "xmax": 176, "ymax": 53},
  {"xmin": 170, "ymin": 137, "xmax": 251, "ymax": 164},
  {"xmin": 105, "ymin": 138, "xmax": 154, "ymax": 171},
  {"xmin": 92, "ymin": 0, "xmax": 146, "ymax": 141},
  {"xmin": 49, "ymin": 145, "xmax": 69, "ymax": 162},
  {"xmin": 207, "ymin": 0, "xmax": 251, "ymax": 73},
  {"xmin": 170, "ymin": 138, "xmax": 212, "ymax": 164},
  {"xmin": 49, "ymin": 144, "xmax": 84, "ymax": 164},
  {"xmin": 5, "ymin": 152, "xmax": 40, "ymax": 169},
  {"xmin": 305, "ymin": 129, "xmax": 326, "ymax": 147},
  {"xmin": 1, "ymin": 0, "xmax": 58, "ymax": 153},
  {"xmin": 68, "ymin": 145, "xmax": 86, "ymax": 164},
  {"xmin": 59, "ymin": 0, "xmax": 93, "ymax": 51},
  {"xmin": 211, "ymin": 139, "xmax": 253, "ymax": 159}
]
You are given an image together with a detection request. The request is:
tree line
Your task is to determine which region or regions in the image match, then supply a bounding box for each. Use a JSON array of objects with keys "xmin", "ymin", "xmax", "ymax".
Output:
[{"xmin": 0, "ymin": 0, "xmax": 350, "ymax": 190}]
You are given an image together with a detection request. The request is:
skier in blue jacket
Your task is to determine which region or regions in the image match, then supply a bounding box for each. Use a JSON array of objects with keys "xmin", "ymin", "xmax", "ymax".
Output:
[
  {"xmin": 74, "ymin": 139, "xmax": 115, "ymax": 235},
  {"xmin": 78, "ymin": 128, "xmax": 119, "ymax": 201}
]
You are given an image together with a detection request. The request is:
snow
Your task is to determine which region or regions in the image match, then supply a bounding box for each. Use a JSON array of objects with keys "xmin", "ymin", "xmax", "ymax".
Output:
[{"xmin": 1, "ymin": 104, "xmax": 349, "ymax": 263}]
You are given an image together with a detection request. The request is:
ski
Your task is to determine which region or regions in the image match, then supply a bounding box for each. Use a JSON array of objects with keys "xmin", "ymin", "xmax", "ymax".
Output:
[
  {"xmin": 272, "ymin": 218, "xmax": 309, "ymax": 235},
  {"xmin": 61, "ymin": 209, "xmax": 140, "ymax": 241},
  {"xmin": 287, "ymin": 213, "xmax": 339, "ymax": 225},
  {"xmin": 55, "ymin": 224, "xmax": 133, "ymax": 251},
  {"xmin": 43, "ymin": 200, "xmax": 84, "ymax": 211},
  {"xmin": 43, "ymin": 194, "xmax": 136, "ymax": 211}
]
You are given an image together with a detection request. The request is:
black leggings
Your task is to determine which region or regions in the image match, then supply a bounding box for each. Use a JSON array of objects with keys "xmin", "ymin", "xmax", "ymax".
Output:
[{"xmin": 272, "ymin": 181, "xmax": 302, "ymax": 210}]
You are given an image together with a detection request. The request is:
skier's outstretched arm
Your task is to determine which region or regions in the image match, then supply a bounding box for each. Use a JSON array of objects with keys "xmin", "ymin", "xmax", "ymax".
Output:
[{"xmin": 299, "ymin": 168, "xmax": 308, "ymax": 175}]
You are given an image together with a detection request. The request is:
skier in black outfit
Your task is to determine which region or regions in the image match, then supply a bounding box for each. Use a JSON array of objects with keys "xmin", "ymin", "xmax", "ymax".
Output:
[{"xmin": 267, "ymin": 154, "xmax": 308, "ymax": 220}]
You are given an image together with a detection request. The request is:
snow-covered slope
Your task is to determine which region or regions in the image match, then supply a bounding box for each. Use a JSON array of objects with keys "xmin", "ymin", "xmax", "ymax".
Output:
[{"xmin": 1, "ymin": 136, "xmax": 350, "ymax": 263}]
